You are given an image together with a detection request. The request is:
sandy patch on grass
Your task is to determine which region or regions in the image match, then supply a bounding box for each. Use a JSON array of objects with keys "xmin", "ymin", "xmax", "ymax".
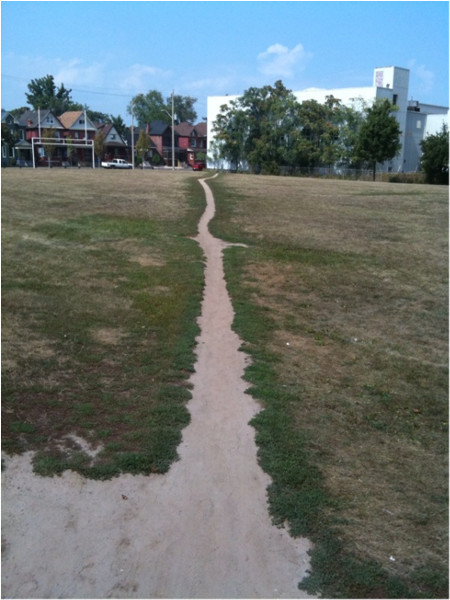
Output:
[{"xmin": 91, "ymin": 327, "xmax": 126, "ymax": 346}]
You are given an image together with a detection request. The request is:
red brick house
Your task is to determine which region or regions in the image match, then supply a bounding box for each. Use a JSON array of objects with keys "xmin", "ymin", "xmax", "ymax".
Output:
[{"xmin": 174, "ymin": 121, "xmax": 207, "ymax": 167}]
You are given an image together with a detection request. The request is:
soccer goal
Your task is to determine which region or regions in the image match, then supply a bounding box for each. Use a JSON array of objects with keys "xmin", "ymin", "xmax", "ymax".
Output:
[{"xmin": 31, "ymin": 137, "xmax": 95, "ymax": 168}]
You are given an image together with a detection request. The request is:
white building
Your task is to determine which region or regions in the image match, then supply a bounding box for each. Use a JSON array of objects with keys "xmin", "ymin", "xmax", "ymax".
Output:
[{"xmin": 207, "ymin": 66, "xmax": 448, "ymax": 172}]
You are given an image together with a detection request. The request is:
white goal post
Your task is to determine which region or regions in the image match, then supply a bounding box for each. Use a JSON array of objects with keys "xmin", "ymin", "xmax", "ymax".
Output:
[{"xmin": 31, "ymin": 137, "xmax": 95, "ymax": 168}]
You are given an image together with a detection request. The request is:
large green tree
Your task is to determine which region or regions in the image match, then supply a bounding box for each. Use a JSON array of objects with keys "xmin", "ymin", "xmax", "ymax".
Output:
[
  {"xmin": 128, "ymin": 91, "xmax": 198, "ymax": 127},
  {"xmin": 212, "ymin": 83, "xmax": 365, "ymax": 174},
  {"xmin": 245, "ymin": 81, "xmax": 300, "ymax": 174},
  {"xmin": 213, "ymin": 81, "xmax": 301, "ymax": 174},
  {"xmin": 171, "ymin": 94, "xmax": 197, "ymax": 124},
  {"xmin": 25, "ymin": 75, "xmax": 82, "ymax": 114},
  {"xmin": 212, "ymin": 99, "xmax": 249, "ymax": 170},
  {"xmin": 128, "ymin": 91, "xmax": 165, "ymax": 126},
  {"xmin": 420, "ymin": 124, "xmax": 449, "ymax": 184},
  {"xmin": 291, "ymin": 96, "xmax": 344, "ymax": 169},
  {"xmin": 354, "ymin": 98, "xmax": 401, "ymax": 180}
]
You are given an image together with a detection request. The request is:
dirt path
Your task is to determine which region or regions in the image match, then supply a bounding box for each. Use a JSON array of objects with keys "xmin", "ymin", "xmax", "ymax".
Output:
[{"xmin": 1, "ymin": 175, "xmax": 313, "ymax": 599}]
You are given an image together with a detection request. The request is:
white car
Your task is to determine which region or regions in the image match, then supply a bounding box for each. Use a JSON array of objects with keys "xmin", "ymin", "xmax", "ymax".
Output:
[{"xmin": 101, "ymin": 158, "xmax": 133, "ymax": 169}]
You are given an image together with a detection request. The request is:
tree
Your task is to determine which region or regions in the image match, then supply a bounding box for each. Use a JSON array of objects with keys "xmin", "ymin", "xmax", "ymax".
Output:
[
  {"xmin": 245, "ymin": 81, "xmax": 300, "ymax": 174},
  {"xmin": 86, "ymin": 109, "xmax": 110, "ymax": 124},
  {"xmin": 128, "ymin": 91, "xmax": 166, "ymax": 126},
  {"xmin": 1, "ymin": 123, "xmax": 17, "ymax": 148},
  {"xmin": 9, "ymin": 106, "xmax": 29, "ymax": 120},
  {"xmin": 292, "ymin": 98, "xmax": 339, "ymax": 168},
  {"xmin": 65, "ymin": 135, "xmax": 75, "ymax": 165},
  {"xmin": 25, "ymin": 75, "xmax": 81, "ymax": 114},
  {"xmin": 170, "ymin": 94, "xmax": 197, "ymax": 124},
  {"xmin": 334, "ymin": 100, "xmax": 366, "ymax": 168},
  {"xmin": 213, "ymin": 81, "xmax": 301, "ymax": 173},
  {"xmin": 128, "ymin": 90, "xmax": 198, "ymax": 127},
  {"xmin": 94, "ymin": 130, "xmax": 105, "ymax": 164},
  {"xmin": 109, "ymin": 114, "xmax": 127, "ymax": 138},
  {"xmin": 420, "ymin": 124, "xmax": 449, "ymax": 184},
  {"xmin": 212, "ymin": 99, "xmax": 248, "ymax": 170},
  {"xmin": 354, "ymin": 98, "xmax": 401, "ymax": 180},
  {"xmin": 42, "ymin": 127, "xmax": 56, "ymax": 167},
  {"xmin": 136, "ymin": 130, "xmax": 151, "ymax": 164}
]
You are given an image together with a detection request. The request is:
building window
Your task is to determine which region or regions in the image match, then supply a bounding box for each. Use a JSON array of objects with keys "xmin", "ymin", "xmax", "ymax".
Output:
[
  {"xmin": 393, "ymin": 94, "xmax": 398, "ymax": 106},
  {"xmin": 2, "ymin": 145, "xmax": 7, "ymax": 158},
  {"xmin": 416, "ymin": 120, "xmax": 422, "ymax": 129}
]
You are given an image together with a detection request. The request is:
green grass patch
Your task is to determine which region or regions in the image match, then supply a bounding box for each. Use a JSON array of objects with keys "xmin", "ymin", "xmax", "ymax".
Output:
[{"xmin": 2, "ymin": 169, "xmax": 205, "ymax": 479}]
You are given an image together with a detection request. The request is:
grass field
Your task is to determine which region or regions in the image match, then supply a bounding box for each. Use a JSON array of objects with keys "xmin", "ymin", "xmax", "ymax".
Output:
[
  {"xmin": 2, "ymin": 168, "xmax": 448, "ymax": 598},
  {"xmin": 208, "ymin": 174, "xmax": 448, "ymax": 598},
  {"xmin": 2, "ymin": 168, "xmax": 205, "ymax": 478}
]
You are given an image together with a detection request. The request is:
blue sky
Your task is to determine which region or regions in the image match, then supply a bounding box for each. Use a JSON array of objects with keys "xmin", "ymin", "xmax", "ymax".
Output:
[{"xmin": 1, "ymin": 1, "xmax": 448, "ymax": 123}]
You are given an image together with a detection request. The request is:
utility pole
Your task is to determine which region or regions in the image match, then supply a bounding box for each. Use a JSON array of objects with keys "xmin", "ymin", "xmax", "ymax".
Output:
[{"xmin": 171, "ymin": 90, "xmax": 175, "ymax": 171}]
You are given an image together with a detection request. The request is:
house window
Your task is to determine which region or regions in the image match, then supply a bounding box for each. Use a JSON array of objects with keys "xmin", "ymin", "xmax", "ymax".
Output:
[
  {"xmin": 393, "ymin": 94, "xmax": 398, "ymax": 106},
  {"xmin": 191, "ymin": 137, "xmax": 197, "ymax": 147},
  {"xmin": 416, "ymin": 120, "xmax": 422, "ymax": 129},
  {"xmin": 46, "ymin": 117, "xmax": 54, "ymax": 124},
  {"xmin": 110, "ymin": 134, "xmax": 116, "ymax": 140},
  {"xmin": 2, "ymin": 146, "xmax": 7, "ymax": 158},
  {"xmin": 79, "ymin": 119, "xmax": 85, "ymax": 125}
]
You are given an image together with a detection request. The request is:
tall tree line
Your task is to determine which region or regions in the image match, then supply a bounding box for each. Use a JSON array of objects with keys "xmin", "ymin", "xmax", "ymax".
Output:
[
  {"xmin": 211, "ymin": 80, "xmax": 401, "ymax": 178},
  {"xmin": 10, "ymin": 75, "xmax": 199, "ymax": 137}
]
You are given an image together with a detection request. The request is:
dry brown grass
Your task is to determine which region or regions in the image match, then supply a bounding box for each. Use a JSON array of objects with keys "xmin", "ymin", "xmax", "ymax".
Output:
[{"xmin": 210, "ymin": 174, "xmax": 448, "ymax": 595}]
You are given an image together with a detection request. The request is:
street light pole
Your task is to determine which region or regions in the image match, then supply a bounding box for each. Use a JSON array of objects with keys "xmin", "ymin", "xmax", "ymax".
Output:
[
  {"xmin": 163, "ymin": 92, "xmax": 176, "ymax": 171},
  {"xmin": 131, "ymin": 107, "xmax": 135, "ymax": 170}
]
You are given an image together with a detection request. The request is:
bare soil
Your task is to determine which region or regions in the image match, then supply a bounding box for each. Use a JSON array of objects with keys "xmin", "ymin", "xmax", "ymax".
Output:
[{"xmin": 1, "ymin": 175, "xmax": 313, "ymax": 599}]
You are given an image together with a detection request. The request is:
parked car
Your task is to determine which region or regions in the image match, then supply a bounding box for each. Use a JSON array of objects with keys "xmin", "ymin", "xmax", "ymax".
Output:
[
  {"xmin": 192, "ymin": 162, "xmax": 205, "ymax": 171},
  {"xmin": 101, "ymin": 158, "xmax": 133, "ymax": 169}
]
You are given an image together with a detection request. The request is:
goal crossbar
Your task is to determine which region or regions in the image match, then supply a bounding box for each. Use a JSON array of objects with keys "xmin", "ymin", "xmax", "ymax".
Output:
[{"xmin": 31, "ymin": 137, "xmax": 95, "ymax": 168}]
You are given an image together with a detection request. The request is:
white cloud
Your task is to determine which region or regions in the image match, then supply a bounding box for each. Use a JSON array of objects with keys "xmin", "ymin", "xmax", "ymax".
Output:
[
  {"xmin": 119, "ymin": 63, "xmax": 172, "ymax": 92},
  {"xmin": 257, "ymin": 43, "xmax": 312, "ymax": 78},
  {"xmin": 54, "ymin": 59, "xmax": 105, "ymax": 88}
]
